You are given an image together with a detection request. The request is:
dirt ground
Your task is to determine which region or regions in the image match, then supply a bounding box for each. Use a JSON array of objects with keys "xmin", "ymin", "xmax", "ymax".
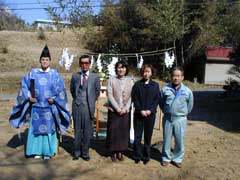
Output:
[{"xmin": 0, "ymin": 89, "xmax": 240, "ymax": 180}]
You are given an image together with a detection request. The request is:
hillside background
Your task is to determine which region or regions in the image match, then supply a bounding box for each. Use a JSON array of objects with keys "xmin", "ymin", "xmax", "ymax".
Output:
[{"xmin": 0, "ymin": 30, "xmax": 88, "ymax": 93}]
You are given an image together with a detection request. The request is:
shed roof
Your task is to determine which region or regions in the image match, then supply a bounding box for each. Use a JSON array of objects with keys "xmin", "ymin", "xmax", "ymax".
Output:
[{"xmin": 205, "ymin": 47, "xmax": 233, "ymax": 61}]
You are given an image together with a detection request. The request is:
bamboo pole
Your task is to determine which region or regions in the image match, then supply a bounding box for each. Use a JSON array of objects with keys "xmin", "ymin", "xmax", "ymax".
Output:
[{"xmin": 96, "ymin": 98, "xmax": 100, "ymax": 138}]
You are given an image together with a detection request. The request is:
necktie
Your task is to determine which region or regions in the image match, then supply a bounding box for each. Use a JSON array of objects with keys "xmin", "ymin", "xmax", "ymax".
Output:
[{"xmin": 82, "ymin": 73, "xmax": 87, "ymax": 86}]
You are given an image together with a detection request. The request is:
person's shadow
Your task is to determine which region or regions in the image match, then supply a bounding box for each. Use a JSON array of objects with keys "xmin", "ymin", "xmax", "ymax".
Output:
[
  {"xmin": 59, "ymin": 134, "xmax": 75, "ymax": 155},
  {"xmin": 90, "ymin": 130, "xmax": 109, "ymax": 157},
  {"xmin": 90, "ymin": 135, "xmax": 162, "ymax": 163},
  {"xmin": 6, "ymin": 127, "xmax": 162, "ymax": 163},
  {"xmin": 7, "ymin": 128, "xmax": 28, "ymax": 149},
  {"xmin": 150, "ymin": 141, "xmax": 162, "ymax": 162},
  {"xmin": 123, "ymin": 142, "xmax": 162, "ymax": 163}
]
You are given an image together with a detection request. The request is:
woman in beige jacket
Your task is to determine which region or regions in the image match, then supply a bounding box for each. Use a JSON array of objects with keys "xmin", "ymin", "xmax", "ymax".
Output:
[{"xmin": 106, "ymin": 60, "xmax": 133, "ymax": 162}]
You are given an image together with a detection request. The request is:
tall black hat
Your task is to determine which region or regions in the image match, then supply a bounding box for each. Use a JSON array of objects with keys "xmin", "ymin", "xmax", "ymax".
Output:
[{"xmin": 40, "ymin": 45, "xmax": 51, "ymax": 60}]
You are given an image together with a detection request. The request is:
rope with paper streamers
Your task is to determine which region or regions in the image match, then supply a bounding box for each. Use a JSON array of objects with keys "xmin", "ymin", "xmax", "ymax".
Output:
[
  {"xmin": 59, "ymin": 47, "xmax": 175, "ymax": 71},
  {"xmin": 79, "ymin": 47, "xmax": 175, "ymax": 57}
]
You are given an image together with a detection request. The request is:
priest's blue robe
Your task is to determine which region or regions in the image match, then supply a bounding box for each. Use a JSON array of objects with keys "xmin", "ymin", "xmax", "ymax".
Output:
[{"xmin": 9, "ymin": 68, "xmax": 71, "ymax": 157}]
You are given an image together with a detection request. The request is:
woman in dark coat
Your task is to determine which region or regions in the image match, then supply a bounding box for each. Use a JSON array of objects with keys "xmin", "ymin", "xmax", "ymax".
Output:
[
  {"xmin": 132, "ymin": 64, "xmax": 160, "ymax": 164},
  {"xmin": 106, "ymin": 61, "xmax": 133, "ymax": 162}
]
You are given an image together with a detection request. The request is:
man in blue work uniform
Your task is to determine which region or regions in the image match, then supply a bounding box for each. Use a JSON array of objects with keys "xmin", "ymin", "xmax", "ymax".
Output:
[{"xmin": 160, "ymin": 67, "xmax": 194, "ymax": 168}]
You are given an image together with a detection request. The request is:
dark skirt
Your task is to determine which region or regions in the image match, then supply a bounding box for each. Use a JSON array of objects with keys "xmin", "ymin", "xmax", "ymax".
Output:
[{"xmin": 106, "ymin": 110, "xmax": 130, "ymax": 151}]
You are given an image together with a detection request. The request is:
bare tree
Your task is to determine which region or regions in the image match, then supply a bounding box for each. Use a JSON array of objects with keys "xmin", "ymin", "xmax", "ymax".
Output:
[
  {"xmin": 0, "ymin": 0, "xmax": 25, "ymax": 30},
  {"xmin": 44, "ymin": 0, "xmax": 94, "ymax": 29}
]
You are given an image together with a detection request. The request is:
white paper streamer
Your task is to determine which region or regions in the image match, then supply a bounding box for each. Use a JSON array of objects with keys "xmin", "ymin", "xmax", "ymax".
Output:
[
  {"xmin": 90, "ymin": 55, "xmax": 94, "ymax": 69},
  {"xmin": 137, "ymin": 55, "xmax": 144, "ymax": 69},
  {"xmin": 164, "ymin": 51, "xmax": 175, "ymax": 69},
  {"xmin": 59, "ymin": 48, "xmax": 75, "ymax": 71},
  {"xmin": 96, "ymin": 54, "xmax": 103, "ymax": 72},
  {"xmin": 136, "ymin": 54, "xmax": 139, "ymax": 69},
  {"xmin": 107, "ymin": 57, "xmax": 118, "ymax": 77},
  {"xmin": 59, "ymin": 48, "xmax": 68, "ymax": 67}
]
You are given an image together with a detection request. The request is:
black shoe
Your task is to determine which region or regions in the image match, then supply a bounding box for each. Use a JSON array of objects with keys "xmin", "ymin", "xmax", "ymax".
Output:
[
  {"xmin": 82, "ymin": 156, "xmax": 90, "ymax": 161},
  {"xmin": 135, "ymin": 159, "xmax": 140, "ymax": 164},
  {"xmin": 143, "ymin": 159, "xmax": 149, "ymax": 165},
  {"xmin": 72, "ymin": 156, "xmax": 79, "ymax": 161},
  {"xmin": 111, "ymin": 153, "xmax": 117, "ymax": 162}
]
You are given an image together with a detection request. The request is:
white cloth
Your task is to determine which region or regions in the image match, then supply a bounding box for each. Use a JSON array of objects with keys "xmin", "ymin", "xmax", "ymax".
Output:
[{"xmin": 38, "ymin": 67, "xmax": 50, "ymax": 72}]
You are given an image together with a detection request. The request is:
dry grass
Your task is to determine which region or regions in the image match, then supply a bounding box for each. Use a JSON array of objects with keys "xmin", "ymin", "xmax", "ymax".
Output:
[
  {"xmin": 0, "ymin": 29, "xmax": 88, "ymax": 93},
  {"xmin": 0, "ymin": 30, "xmax": 87, "ymax": 73}
]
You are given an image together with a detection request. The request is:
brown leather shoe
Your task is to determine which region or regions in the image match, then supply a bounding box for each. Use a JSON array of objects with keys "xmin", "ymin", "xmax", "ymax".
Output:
[
  {"xmin": 172, "ymin": 161, "xmax": 182, "ymax": 168},
  {"xmin": 161, "ymin": 161, "xmax": 170, "ymax": 166}
]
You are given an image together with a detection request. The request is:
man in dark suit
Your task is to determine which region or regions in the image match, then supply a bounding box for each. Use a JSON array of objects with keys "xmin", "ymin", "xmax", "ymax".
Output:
[{"xmin": 70, "ymin": 55, "xmax": 100, "ymax": 161}]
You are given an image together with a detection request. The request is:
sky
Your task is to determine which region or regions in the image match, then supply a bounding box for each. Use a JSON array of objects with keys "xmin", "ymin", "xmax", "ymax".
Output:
[{"xmin": 4, "ymin": 0, "xmax": 101, "ymax": 24}]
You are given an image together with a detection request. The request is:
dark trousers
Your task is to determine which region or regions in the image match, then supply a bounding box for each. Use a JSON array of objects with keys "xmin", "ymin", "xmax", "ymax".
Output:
[
  {"xmin": 133, "ymin": 113, "xmax": 155, "ymax": 161},
  {"xmin": 73, "ymin": 103, "xmax": 92, "ymax": 158}
]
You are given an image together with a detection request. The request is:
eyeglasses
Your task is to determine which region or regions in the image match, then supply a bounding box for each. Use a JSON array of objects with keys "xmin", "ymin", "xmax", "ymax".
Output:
[{"xmin": 80, "ymin": 62, "xmax": 90, "ymax": 65}]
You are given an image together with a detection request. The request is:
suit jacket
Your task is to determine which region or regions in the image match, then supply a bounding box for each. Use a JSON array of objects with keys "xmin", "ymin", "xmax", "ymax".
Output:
[{"xmin": 70, "ymin": 71, "xmax": 100, "ymax": 119}]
